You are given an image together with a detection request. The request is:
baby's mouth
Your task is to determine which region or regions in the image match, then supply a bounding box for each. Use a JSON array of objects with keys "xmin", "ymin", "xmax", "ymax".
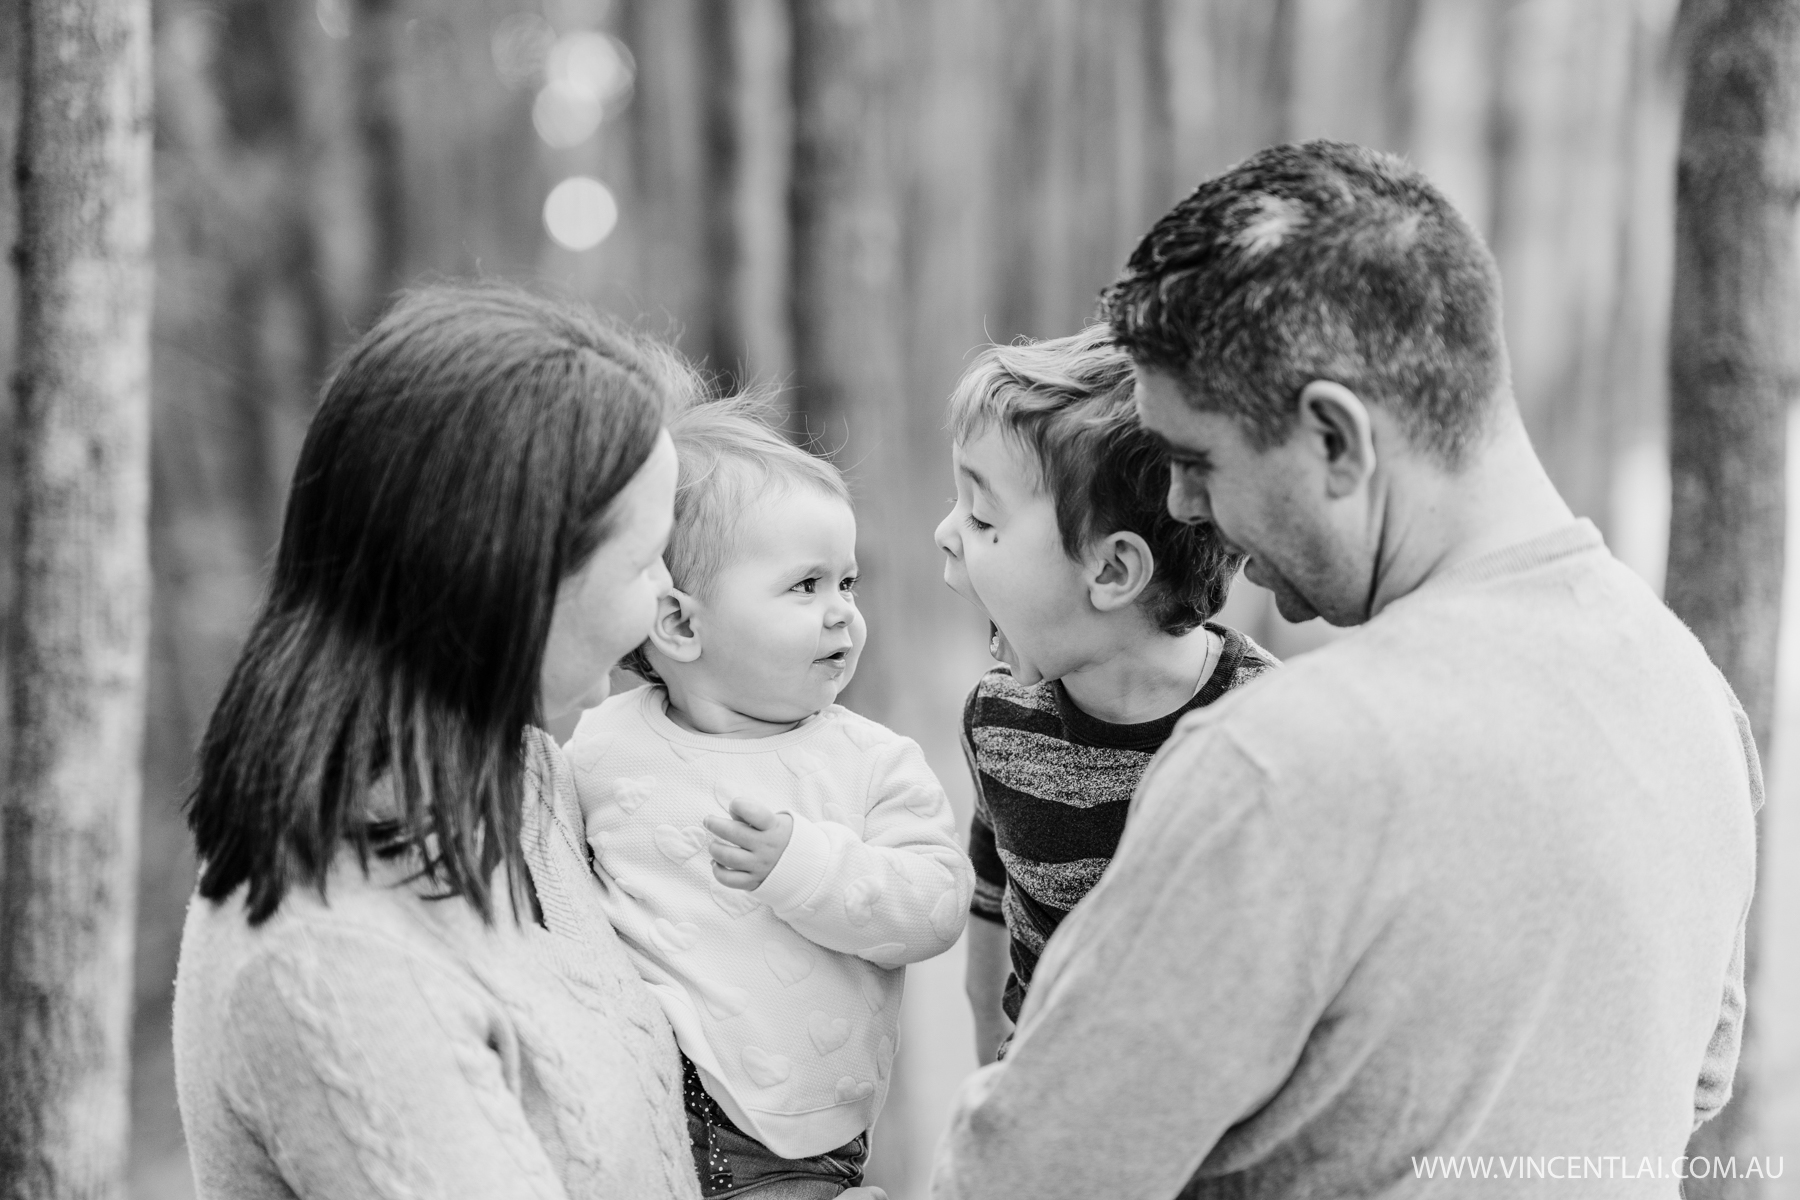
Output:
[{"xmin": 815, "ymin": 650, "xmax": 849, "ymax": 667}]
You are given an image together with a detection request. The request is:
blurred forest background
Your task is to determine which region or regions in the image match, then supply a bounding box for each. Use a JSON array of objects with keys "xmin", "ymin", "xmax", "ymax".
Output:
[{"xmin": 2, "ymin": 0, "xmax": 1799, "ymax": 1196}]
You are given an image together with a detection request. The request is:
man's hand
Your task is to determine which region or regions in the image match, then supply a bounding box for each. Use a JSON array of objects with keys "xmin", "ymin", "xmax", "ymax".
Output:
[{"xmin": 702, "ymin": 798, "xmax": 794, "ymax": 891}]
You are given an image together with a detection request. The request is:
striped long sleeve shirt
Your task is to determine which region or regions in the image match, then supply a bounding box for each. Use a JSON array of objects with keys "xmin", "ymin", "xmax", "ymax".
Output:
[{"xmin": 963, "ymin": 624, "xmax": 1278, "ymax": 1021}]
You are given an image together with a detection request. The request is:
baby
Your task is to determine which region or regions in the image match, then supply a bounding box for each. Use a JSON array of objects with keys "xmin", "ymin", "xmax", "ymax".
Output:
[{"xmin": 566, "ymin": 395, "xmax": 973, "ymax": 1197}]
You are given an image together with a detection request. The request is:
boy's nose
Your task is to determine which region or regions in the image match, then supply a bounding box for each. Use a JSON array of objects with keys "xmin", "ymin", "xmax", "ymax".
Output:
[{"xmin": 933, "ymin": 510, "xmax": 961, "ymax": 557}]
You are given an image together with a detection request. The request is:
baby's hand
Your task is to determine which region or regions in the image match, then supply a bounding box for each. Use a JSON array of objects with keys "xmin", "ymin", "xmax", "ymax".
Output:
[{"xmin": 703, "ymin": 798, "xmax": 793, "ymax": 891}]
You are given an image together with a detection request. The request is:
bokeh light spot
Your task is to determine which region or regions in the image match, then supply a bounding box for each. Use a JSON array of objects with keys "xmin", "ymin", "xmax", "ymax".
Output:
[
  {"xmin": 316, "ymin": 0, "xmax": 350, "ymax": 40},
  {"xmin": 546, "ymin": 31, "xmax": 635, "ymax": 109},
  {"xmin": 544, "ymin": 177, "xmax": 619, "ymax": 251},
  {"xmin": 533, "ymin": 83, "xmax": 605, "ymax": 148}
]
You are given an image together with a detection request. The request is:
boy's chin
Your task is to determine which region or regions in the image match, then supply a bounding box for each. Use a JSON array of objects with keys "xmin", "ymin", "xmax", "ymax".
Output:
[{"xmin": 989, "ymin": 624, "xmax": 1045, "ymax": 686}]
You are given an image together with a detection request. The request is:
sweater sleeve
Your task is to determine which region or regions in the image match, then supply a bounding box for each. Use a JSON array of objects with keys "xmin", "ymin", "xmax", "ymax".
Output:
[
  {"xmin": 754, "ymin": 735, "xmax": 975, "ymax": 966},
  {"xmin": 932, "ymin": 725, "xmax": 1331, "ymax": 1200},
  {"xmin": 222, "ymin": 923, "xmax": 572, "ymax": 1200}
]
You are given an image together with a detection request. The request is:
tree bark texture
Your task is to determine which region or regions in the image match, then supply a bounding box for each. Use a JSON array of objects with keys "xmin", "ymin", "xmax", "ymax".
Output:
[
  {"xmin": 1, "ymin": 0, "xmax": 153, "ymax": 1195},
  {"xmin": 1666, "ymin": 0, "xmax": 1800, "ymax": 1191}
]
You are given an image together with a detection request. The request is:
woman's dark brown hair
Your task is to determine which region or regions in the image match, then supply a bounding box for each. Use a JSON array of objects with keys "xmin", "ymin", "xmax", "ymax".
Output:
[{"xmin": 187, "ymin": 284, "xmax": 670, "ymax": 924}]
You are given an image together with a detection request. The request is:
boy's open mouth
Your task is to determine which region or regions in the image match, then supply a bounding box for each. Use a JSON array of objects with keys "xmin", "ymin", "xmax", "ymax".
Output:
[{"xmin": 988, "ymin": 621, "xmax": 1013, "ymax": 665}]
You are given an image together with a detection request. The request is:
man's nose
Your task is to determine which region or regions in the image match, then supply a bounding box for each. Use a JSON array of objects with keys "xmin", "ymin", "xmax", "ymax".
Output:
[{"xmin": 1168, "ymin": 474, "xmax": 1212, "ymax": 526}]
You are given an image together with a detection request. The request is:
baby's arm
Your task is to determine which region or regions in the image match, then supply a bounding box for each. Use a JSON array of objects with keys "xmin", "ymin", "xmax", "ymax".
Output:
[{"xmin": 716, "ymin": 736, "xmax": 973, "ymax": 966}]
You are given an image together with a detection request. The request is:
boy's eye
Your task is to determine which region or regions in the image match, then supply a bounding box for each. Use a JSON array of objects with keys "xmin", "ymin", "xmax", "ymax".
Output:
[{"xmin": 964, "ymin": 515, "xmax": 993, "ymax": 534}]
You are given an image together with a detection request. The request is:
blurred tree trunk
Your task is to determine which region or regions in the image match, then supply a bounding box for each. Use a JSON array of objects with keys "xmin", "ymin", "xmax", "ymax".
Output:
[
  {"xmin": 1666, "ymin": 0, "xmax": 1800, "ymax": 1191},
  {"xmin": 0, "ymin": 0, "xmax": 154, "ymax": 1195}
]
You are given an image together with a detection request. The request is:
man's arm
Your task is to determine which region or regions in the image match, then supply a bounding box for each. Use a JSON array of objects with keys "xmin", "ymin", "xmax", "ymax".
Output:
[
  {"xmin": 932, "ymin": 726, "xmax": 1342, "ymax": 1200},
  {"xmin": 964, "ymin": 914, "xmax": 1013, "ymax": 1066},
  {"xmin": 1694, "ymin": 672, "xmax": 1763, "ymax": 1128},
  {"xmin": 1693, "ymin": 904, "xmax": 1748, "ymax": 1128}
]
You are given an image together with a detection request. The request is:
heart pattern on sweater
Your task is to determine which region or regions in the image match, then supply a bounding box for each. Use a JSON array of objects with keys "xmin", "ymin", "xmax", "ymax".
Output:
[
  {"xmin": 652, "ymin": 918, "xmax": 700, "ymax": 955},
  {"xmin": 808, "ymin": 1010, "xmax": 852, "ymax": 1055},
  {"xmin": 929, "ymin": 890, "xmax": 964, "ymax": 940},
  {"xmin": 654, "ymin": 824, "xmax": 708, "ymax": 865},
  {"xmin": 703, "ymin": 985, "xmax": 751, "ymax": 1020},
  {"xmin": 858, "ymin": 972, "xmax": 885, "ymax": 1014},
  {"xmin": 709, "ymin": 881, "xmax": 759, "ymax": 918},
  {"xmin": 610, "ymin": 776, "xmax": 655, "ymax": 815},
  {"xmin": 835, "ymin": 1076, "xmax": 875, "ymax": 1103},
  {"xmin": 900, "ymin": 786, "xmax": 941, "ymax": 817},
  {"xmin": 877, "ymin": 1036, "xmax": 894, "ymax": 1079},
  {"xmin": 843, "ymin": 876, "xmax": 883, "ymax": 926},
  {"xmin": 840, "ymin": 722, "xmax": 880, "ymax": 751},
  {"xmin": 742, "ymin": 1046, "xmax": 791, "ymax": 1088},
  {"xmin": 864, "ymin": 943, "xmax": 907, "ymax": 967},
  {"xmin": 778, "ymin": 746, "xmax": 826, "ymax": 778},
  {"xmin": 713, "ymin": 781, "xmax": 752, "ymax": 813},
  {"xmin": 764, "ymin": 941, "xmax": 816, "ymax": 988}
]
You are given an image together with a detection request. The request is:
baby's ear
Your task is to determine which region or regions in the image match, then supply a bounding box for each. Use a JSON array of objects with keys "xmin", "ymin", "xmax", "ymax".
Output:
[
  {"xmin": 647, "ymin": 589, "xmax": 703, "ymax": 662},
  {"xmin": 1085, "ymin": 531, "xmax": 1156, "ymax": 613}
]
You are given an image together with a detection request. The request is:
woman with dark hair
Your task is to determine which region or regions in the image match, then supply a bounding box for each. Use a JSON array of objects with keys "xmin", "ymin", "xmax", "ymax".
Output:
[{"xmin": 172, "ymin": 283, "xmax": 698, "ymax": 1198}]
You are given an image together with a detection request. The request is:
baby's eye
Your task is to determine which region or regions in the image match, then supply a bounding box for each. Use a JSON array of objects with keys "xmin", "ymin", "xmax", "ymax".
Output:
[
  {"xmin": 792, "ymin": 577, "xmax": 819, "ymax": 595},
  {"xmin": 839, "ymin": 575, "xmax": 859, "ymax": 595},
  {"xmin": 964, "ymin": 514, "xmax": 993, "ymax": 533}
]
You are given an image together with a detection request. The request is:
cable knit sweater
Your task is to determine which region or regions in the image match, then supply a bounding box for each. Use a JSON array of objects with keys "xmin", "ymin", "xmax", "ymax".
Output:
[
  {"xmin": 172, "ymin": 730, "xmax": 700, "ymax": 1200},
  {"xmin": 569, "ymin": 685, "xmax": 974, "ymax": 1158}
]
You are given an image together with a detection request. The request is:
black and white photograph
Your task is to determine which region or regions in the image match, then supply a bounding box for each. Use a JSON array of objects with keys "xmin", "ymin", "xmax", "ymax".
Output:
[{"xmin": 1, "ymin": 0, "xmax": 1796, "ymax": 1197}]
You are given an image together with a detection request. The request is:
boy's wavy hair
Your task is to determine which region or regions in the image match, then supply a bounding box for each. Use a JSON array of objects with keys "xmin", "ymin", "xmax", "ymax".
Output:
[
  {"xmin": 620, "ymin": 391, "xmax": 849, "ymax": 684},
  {"xmin": 948, "ymin": 325, "xmax": 1243, "ymax": 635},
  {"xmin": 187, "ymin": 283, "xmax": 675, "ymax": 925}
]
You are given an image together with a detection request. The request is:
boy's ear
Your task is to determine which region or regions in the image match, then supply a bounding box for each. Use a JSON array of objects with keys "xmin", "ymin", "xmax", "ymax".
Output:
[
  {"xmin": 646, "ymin": 589, "xmax": 703, "ymax": 663},
  {"xmin": 1084, "ymin": 531, "xmax": 1156, "ymax": 614}
]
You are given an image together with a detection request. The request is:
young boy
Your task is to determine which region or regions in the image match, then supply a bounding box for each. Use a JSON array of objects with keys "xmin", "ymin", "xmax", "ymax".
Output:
[
  {"xmin": 933, "ymin": 325, "xmax": 1278, "ymax": 1063},
  {"xmin": 567, "ymin": 395, "xmax": 973, "ymax": 1197}
]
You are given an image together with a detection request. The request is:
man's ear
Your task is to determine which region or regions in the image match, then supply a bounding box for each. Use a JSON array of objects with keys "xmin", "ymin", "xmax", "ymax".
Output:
[
  {"xmin": 646, "ymin": 589, "xmax": 702, "ymax": 663},
  {"xmin": 1084, "ymin": 531, "xmax": 1156, "ymax": 614},
  {"xmin": 1297, "ymin": 380, "xmax": 1377, "ymax": 499}
]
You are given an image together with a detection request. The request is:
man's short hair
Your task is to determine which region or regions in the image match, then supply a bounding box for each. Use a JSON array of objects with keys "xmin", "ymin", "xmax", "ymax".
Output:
[
  {"xmin": 622, "ymin": 392, "xmax": 848, "ymax": 682},
  {"xmin": 947, "ymin": 325, "xmax": 1243, "ymax": 635},
  {"xmin": 1102, "ymin": 139, "xmax": 1509, "ymax": 466}
]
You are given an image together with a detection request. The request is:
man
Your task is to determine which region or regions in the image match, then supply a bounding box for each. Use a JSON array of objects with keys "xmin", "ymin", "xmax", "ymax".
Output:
[{"xmin": 932, "ymin": 141, "xmax": 1758, "ymax": 1198}]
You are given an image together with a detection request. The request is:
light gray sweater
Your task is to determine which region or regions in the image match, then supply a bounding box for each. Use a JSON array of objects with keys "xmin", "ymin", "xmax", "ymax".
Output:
[
  {"xmin": 173, "ymin": 730, "xmax": 701, "ymax": 1200},
  {"xmin": 933, "ymin": 521, "xmax": 1760, "ymax": 1199}
]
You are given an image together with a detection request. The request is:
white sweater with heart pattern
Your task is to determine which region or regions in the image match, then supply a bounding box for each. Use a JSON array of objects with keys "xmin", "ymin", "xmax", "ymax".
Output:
[{"xmin": 569, "ymin": 685, "xmax": 973, "ymax": 1158}]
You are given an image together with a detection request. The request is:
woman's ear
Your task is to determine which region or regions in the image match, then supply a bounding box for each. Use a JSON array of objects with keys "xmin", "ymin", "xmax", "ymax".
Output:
[
  {"xmin": 646, "ymin": 589, "xmax": 703, "ymax": 663},
  {"xmin": 1085, "ymin": 531, "xmax": 1156, "ymax": 614},
  {"xmin": 1297, "ymin": 380, "xmax": 1377, "ymax": 500}
]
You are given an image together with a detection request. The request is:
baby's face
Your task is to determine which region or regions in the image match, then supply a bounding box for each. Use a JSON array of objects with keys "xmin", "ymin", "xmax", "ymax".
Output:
[
  {"xmin": 691, "ymin": 486, "xmax": 866, "ymax": 722},
  {"xmin": 933, "ymin": 427, "xmax": 1093, "ymax": 686}
]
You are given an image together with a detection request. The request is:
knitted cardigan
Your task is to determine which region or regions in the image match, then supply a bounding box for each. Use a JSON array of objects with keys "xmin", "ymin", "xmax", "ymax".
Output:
[{"xmin": 172, "ymin": 730, "xmax": 701, "ymax": 1200}]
